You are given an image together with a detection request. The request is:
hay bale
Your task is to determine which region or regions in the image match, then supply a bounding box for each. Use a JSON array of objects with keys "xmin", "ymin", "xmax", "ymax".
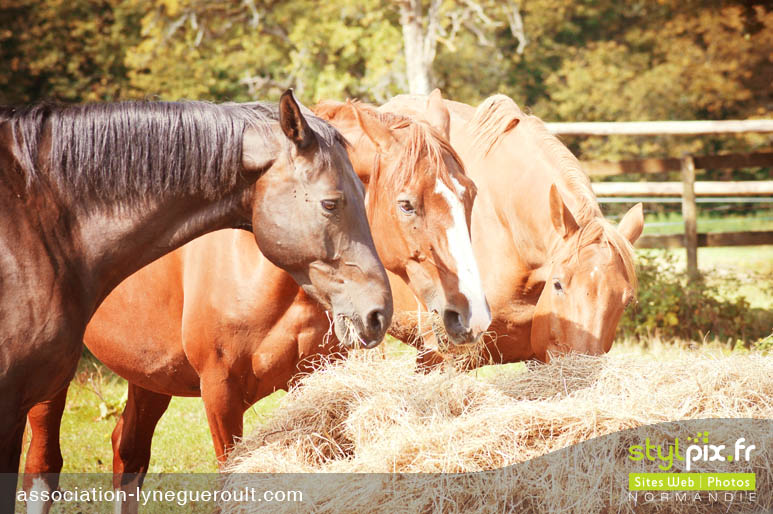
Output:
[{"xmin": 222, "ymin": 348, "xmax": 773, "ymax": 513}]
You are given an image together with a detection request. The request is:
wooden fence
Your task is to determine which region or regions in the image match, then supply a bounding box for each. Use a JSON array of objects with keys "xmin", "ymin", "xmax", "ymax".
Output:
[{"xmin": 545, "ymin": 120, "xmax": 773, "ymax": 279}]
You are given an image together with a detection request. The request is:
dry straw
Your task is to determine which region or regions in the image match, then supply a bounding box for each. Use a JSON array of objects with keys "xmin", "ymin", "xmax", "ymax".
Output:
[
  {"xmin": 223, "ymin": 346, "xmax": 773, "ymax": 513},
  {"xmin": 388, "ymin": 310, "xmax": 498, "ymax": 369}
]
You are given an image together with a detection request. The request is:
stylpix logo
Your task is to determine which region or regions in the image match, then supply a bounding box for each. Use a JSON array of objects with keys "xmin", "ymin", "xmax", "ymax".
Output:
[{"xmin": 628, "ymin": 432, "xmax": 756, "ymax": 471}]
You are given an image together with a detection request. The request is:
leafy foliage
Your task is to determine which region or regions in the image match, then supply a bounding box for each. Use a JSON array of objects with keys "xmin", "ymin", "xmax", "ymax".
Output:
[
  {"xmin": 2, "ymin": 0, "xmax": 770, "ymax": 155},
  {"xmin": 518, "ymin": 0, "xmax": 773, "ymax": 160},
  {"xmin": 620, "ymin": 251, "xmax": 772, "ymax": 344},
  {"xmin": 123, "ymin": 0, "xmax": 404, "ymax": 103},
  {"xmin": 0, "ymin": 0, "xmax": 142, "ymax": 103}
]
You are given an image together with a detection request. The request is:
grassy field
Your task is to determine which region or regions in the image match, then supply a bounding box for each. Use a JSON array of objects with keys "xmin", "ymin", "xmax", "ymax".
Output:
[
  {"xmin": 639, "ymin": 209, "xmax": 773, "ymax": 236},
  {"xmin": 19, "ymin": 244, "xmax": 773, "ymax": 474},
  {"xmin": 21, "ymin": 362, "xmax": 285, "ymax": 473}
]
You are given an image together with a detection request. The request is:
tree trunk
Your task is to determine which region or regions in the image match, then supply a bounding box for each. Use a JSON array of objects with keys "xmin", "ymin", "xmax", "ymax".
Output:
[{"xmin": 398, "ymin": 0, "xmax": 435, "ymax": 95}]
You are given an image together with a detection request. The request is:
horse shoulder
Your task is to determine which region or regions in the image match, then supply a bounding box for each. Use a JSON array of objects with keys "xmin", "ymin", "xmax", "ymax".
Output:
[
  {"xmin": 84, "ymin": 246, "xmax": 188, "ymax": 388},
  {"xmin": 248, "ymin": 291, "xmax": 328, "ymax": 393},
  {"xmin": 180, "ymin": 230, "xmax": 304, "ymax": 375}
]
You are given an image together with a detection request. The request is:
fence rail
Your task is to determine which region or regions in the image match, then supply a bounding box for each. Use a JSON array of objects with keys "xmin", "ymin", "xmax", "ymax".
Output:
[
  {"xmin": 636, "ymin": 231, "xmax": 773, "ymax": 249},
  {"xmin": 591, "ymin": 180, "xmax": 773, "ymax": 197},
  {"xmin": 546, "ymin": 120, "xmax": 773, "ymax": 279},
  {"xmin": 581, "ymin": 152, "xmax": 773, "ymax": 177}
]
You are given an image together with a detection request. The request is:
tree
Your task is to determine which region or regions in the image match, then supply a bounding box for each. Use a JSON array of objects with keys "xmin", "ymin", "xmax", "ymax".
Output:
[
  {"xmin": 394, "ymin": 0, "xmax": 527, "ymax": 94},
  {"xmin": 123, "ymin": 0, "xmax": 405, "ymax": 103},
  {"xmin": 2, "ymin": 0, "xmax": 770, "ymax": 165},
  {"xmin": 529, "ymin": 0, "xmax": 773, "ymax": 159},
  {"xmin": 395, "ymin": 0, "xmax": 439, "ymax": 95},
  {"xmin": 0, "ymin": 0, "xmax": 141, "ymax": 103}
]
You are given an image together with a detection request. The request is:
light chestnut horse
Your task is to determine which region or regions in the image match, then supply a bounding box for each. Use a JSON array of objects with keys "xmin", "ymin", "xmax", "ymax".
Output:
[
  {"xmin": 381, "ymin": 90, "xmax": 643, "ymax": 366},
  {"xmin": 24, "ymin": 95, "xmax": 489, "ymax": 513},
  {"xmin": 2, "ymin": 91, "xmax": 392, "ymax": 510}
]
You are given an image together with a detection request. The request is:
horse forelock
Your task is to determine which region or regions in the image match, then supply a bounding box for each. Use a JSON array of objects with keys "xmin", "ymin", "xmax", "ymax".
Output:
[
  {"xmin": 1, "ymin": 100, "xmax": 346, "ymax": 203},
  {"xmin": 320, "ymin": 100, "xmax": 464, "ymax": 195},
  {"xmin": 563, "ymin": 218, "xmax": 638, "ymax": 293},
  {"xmin": 390, "ymin": 120, "xmax": 463, "ymax": 194}
]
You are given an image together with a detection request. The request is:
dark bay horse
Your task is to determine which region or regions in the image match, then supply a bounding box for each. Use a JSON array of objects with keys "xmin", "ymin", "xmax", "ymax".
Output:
[
  {"xmin": 1, "ymin": 91, "xmax": 391, "ymax": 507},
  {"xmin": 24, "ymin": 95, "xmax": 487, "ymax": 513},
  {"xmin": 381, "ymin": 90, "xmax": 643, "ymax": 366}
]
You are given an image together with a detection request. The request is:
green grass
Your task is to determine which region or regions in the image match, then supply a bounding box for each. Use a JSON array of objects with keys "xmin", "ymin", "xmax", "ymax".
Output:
[
  {"xmin": 21, "ymin": 359, "xmax": 284, "ymax": 474},
  {"xmin": 641, "ymin": 210, "xmax": 773, "ymax": 236},
  {"xmin": 694, "ymin": 245, "xmax": 773, "ymax": 274}
]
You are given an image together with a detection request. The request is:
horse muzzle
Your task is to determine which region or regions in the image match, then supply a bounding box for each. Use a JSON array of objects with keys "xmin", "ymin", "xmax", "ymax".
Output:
[{"xmin": 333, "ymin": 308, "xmax": 389, "ymax": 349}]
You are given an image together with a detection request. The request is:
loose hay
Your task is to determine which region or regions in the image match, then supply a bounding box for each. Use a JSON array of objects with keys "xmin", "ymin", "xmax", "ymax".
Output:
[
  {"xmin": 223, "ymin": 348, "xmax": 773, "ymax": 513},
  {"xmin": 389, "ymin": 309, "xmax": 498, "ymax": 370}
]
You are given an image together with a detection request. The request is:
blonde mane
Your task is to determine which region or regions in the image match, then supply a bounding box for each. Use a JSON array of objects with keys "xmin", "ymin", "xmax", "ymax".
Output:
[
  {"xmin": 314, "ymin": 100, "xmax": 464, "ymax": 194},
  {"xmin": 471, "ymin": 94, "xmax": 637, "ymax": 289}
]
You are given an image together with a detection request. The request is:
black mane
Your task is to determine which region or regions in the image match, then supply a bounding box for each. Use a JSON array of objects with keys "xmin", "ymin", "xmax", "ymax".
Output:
[{"xmin": 1, "ymin": 100, "xmax": 343, "ymax": 201}]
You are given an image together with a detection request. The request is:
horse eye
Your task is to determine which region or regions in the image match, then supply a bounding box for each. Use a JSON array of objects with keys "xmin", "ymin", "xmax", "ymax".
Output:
[
  {"xmin": 398, "ymin": 200, "xmax": 415, "ymax": 215},
  {"xmin": 321, "ymin": 199, "xmax": 339, "ymax": 212},
  {"xmin": 553, "ymin": 279, "xmax": 564, "ymax": 294}
]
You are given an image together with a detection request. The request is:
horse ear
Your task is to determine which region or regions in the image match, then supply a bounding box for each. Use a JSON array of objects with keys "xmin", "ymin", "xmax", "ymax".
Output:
[
  {"xmin": 618, "ymin": 202, "xmax": 644, "ymax": 244},
  {"xmin": 278, "ymin": 89, "xmax": 315, "ymax": 150},
  {"xmin": 350, "ymin": 102, "xmax": 397, "ymax": 153},
  {"xmin": 426, "ymin": 88, "xmax": 450, "ymax": 139},
  {"xmin": 549, "ymin": 184, "xmax": 580, "ymax": 239}
]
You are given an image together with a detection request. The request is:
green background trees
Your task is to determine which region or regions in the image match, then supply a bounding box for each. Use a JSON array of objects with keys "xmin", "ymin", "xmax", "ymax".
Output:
[{"xmin": 1, "ymin": 0, "xmax": 771, "ymax": 160}]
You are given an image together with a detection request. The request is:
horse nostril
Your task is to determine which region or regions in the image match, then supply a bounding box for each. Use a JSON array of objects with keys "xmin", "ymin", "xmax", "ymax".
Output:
[
  {"xmin": 442, "ymin": 308, "xmax": 465, "ymax": 334},
  {"xmin": 366, "ymin": 309, "xmax": 386, "ymax": 336}
]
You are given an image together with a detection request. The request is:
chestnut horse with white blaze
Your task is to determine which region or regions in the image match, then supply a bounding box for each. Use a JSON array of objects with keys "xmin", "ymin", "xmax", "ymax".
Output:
[
  {"xmin": 9, "ymin": 91, "xmax": 391, "ymax": 511},
  {"xmin": 381, "ymin": 90, "xmax": 643, "ymax": 365},
  {"xmin": 24, "ymin": 94, "xmax": 487, "ymax": 513}
]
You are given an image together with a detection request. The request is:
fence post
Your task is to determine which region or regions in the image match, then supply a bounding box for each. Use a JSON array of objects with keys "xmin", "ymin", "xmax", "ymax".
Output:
[{"xmin": 681, "ymin": 155, "xmax": 698, "ymax": 280}]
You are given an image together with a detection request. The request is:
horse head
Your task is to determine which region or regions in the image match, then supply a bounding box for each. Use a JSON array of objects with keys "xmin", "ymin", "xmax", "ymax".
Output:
[
  {"xmin": 316, "ymin": 91, "xmax": 490, "ymax": 345},
  {"xmin": 530, "ymin": 185, "xmax": 643, "ymax": 360},
  {"xmin": 246, "ymin": 91, "xmax": 392, "ymax": 348}
]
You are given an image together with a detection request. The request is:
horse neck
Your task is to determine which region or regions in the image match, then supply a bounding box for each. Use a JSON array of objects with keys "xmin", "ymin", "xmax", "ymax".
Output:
[
  {"xmin": 453, "ymin": 123, "xmax": 561, "ymax": 267},
  {"xmin": 69, "ymin": 185, "xmax": 255, "ymax": 308},
  {"xmin": 218, "ymin": 229, "xmax": 300, "ymax": 295},
  {"xmin": 180, "ymin": 228, "xmax": 301, "ymax": 320}
]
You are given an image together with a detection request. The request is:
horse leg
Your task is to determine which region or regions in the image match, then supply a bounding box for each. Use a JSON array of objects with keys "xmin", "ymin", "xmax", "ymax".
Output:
[
  {"xmin": 22, "ymin": 386, "xmax": 69, "ymax": 514},
  {"xmin": 0, "ymin": 415, "xmax": 26, "ymax": 512},
  {"xmin": 111, "ymin": 384, "xmax": 171, "ymax": 514},
  {"xmin": 200, "ymin": 372, "xmax": 246, "ymax": 465}
]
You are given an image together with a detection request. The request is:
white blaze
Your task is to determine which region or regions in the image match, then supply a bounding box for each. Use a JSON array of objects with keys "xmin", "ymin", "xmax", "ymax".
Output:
[
  {"xmin": 434, "ymin": 179, "xmax": 491, "ymax": 335},
  {"xmin": 450, "ymin": 176, "xmax": 466, "ymax": 196}
]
